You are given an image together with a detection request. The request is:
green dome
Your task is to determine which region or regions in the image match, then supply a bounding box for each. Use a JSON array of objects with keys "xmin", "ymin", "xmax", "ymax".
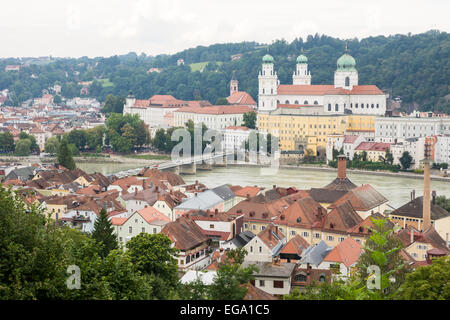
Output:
[
  {"xmin": 337, "ymin": 53, "xmax": 356, "ymax": 70},
  {"xmin": 262, "ymin": 54, "xmax": 274, "ymax": 63},
  {"xmin": 296, "ymin": 54, "xmax": 307, "ymax": 64}
]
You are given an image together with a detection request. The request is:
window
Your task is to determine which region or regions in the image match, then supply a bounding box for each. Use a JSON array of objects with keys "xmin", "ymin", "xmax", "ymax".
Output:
[
  {"xmin": 345, "ymin": 77, "xmax": 350, "ymax": 87},
  {"xmin": 259, "ymin": 280, "xmax": 265, "ymax": 287},
  {"xmin": 302, "ymin": 232, "xmax": 309, "ymax": 237},
  {"xmin": 142, "ymin": 227, "xmax": 145, "ymax": 233},
  {"xmin": 295, "ymin": 274, "xmax": 307, "ymax": 282},
  {"xmin": 285, "ymin": 100, "xmax": 290, "ymax": 104},
  {"xmin": 291, "ymin": 230, "xmax": 296, "ymax": 236},
  {"xmin": 153, "ymin": 228, "xmax": 157, "ymax": 234},
  {"xmin": 261, "ymin": 226, "xmax": 265, "ymax": 230},
  {"xmin": 328, "ymin": 104, "xmax": 331, "ymax": 111},
  {"xmin": 210, "ymin": 224, "xmax": 214, "ymax": 229},
  {"xmin": 244, "ymin": 223, "xmax": 248, "ymax": 229},
  {"xmin": 339, "ymin": 237, "xmax": 345, "ymax": 242},
  {"xmin": 119, "ymin": 237, "xmax": 123, "ymax": 242},
  {"xmin": 304, "ymin": 100, "xmax": 308, "ymax": 104},
  {"xmin": 355, "ymin": 103, "xmax": 358, "ymax": 108},
  {"xmin": 252, "ymin": 225, "xmax": 256, "ymax": 230},
  {"xmin": 319, "ymin": 275, "xmax": 326, "ymax": 282},
  {"xmin": 335, "ymin": 104, "xmax": 339, "ymax": 111},
  {"xmin": 315, "ymin": 233, "xmax": 320, "ymax": 239},
  {"xmin": 259, "ymin": 246, "xmax": 262, "ymax": 253},
  {"xmin": 186, "ymin": 256, "xmax": 190, "ymax": 263},
  {"xmin": 180, "ymin": 260, "xmax": 184, "ymax": 265},
  {"xmin": 327, "ymin": 235, "xmax": 334, "ymax": 241},
  {"xmin": 314, "ymin": 101, "xmax": 318, "ymax": 105},
  {"xmin": 250, "ymin": 246, "xmax": 253, "ymax": 253},
  {"xmin": 129, "ymin": 226, "xmax": 132, "ymax": 234},
  {"xmin": 273, "ymin": 281, "xmax": 284, "ymax": 288}
]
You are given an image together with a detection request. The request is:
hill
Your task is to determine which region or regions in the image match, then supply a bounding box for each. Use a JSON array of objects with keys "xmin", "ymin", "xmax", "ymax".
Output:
[{"xmin": 0, "ymin": 31, "xmax": 448, "ymax": 113}]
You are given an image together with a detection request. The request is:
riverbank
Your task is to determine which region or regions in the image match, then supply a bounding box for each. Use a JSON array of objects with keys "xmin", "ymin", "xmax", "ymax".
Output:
[{"xmin": 227, "ymin": 162, "xmax": 450, "ymax": 182}]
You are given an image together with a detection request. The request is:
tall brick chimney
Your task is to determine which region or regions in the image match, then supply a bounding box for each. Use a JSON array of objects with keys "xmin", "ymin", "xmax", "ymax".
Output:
[
  {"xmin": 337, "ymin": 155, "xmax": 347, "ymax": 180},
  {"xmin": 423, "ymin": 158, "xmax": 431, "ymax": 231}
]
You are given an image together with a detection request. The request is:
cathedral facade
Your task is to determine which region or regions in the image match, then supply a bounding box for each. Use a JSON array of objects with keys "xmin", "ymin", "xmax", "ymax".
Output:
[{"xmin": 258, "ymin": 51, "xmax": 387, "ymax": 115}]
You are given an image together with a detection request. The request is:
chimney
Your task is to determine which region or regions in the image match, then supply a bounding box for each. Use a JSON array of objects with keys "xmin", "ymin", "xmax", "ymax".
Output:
[
  {"xmin": 155, "ymin": 185, "xmax": 159, "ymax": 192},
  {"xmin": 269, "ymin": 227, "xmax": 272, "ymax": 240},
  {"xmin": 246, "ymin": 193, "xmax": 250, "ymax": 200},
  {"xmin": 432, "ymin": 190, "xmax": 436, "ymax": 205},
  {"xmin": 412, "ymin": 189, "xmax": 415, "ymax": 200},
  {"xmin": 214, "ymin": 208, "xmax": 219, "ymax": 215},
  {"xmin": 337, "ymin": 155, "xmax": 347, "ymax": 179},
  {"xmin": 134, "ymin": 188, "xmax": 137, "ymax": 195},
  {"xmin": 410, "ymin": 228, "xmax": 414, "ymax": 244},
  {"xmin": 423, "ymin": 160, "xmax": 431, "ymax": 230},
  {"xmin": 273, "ymin": 184, "xmax": 276, "ymax": 190},
  {"xmin": 275, "ymin": 226, "xmax": 278, "ymax": 235}
]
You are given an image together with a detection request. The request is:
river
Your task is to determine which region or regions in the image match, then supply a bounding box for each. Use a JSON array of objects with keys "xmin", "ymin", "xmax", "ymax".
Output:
[{"xmin": 77, "ymin": 162, "xmax": 450, "ymax": 209}]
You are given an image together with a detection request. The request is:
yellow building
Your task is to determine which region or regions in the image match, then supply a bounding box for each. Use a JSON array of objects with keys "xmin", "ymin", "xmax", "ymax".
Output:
[{"xmin": 257, "ymin": 110, "xmax": 375, "ymax": 155}]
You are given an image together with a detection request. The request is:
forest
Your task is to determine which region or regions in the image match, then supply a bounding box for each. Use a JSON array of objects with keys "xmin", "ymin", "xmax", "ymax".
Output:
[{"xmin": 0, "ymin": 30, "xmax": 448, "ymax": 113}]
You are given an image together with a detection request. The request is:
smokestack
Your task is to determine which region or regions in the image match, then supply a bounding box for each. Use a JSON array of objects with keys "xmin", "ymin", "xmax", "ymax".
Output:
[
  {"xmin": 423, "ymin": 159, "xmax": 431, "ymax": 231},
  {"xmin": 337, "ymin": 155, "xmax": 347, "ymax": 179}
]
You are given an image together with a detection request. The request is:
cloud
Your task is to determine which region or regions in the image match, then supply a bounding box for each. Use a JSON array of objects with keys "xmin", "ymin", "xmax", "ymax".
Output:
[{"xmin": 0, "ymin": 0, "xmax": 448, "ymax": 57}]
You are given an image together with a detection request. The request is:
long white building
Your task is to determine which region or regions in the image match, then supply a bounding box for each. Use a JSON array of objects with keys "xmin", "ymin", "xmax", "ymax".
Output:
[
  {"xmin": 173, "ymin": 105, "xmax": 253, "ymax": 131},
  {"xmin": 375, "ymin": 116, "xmax": 450, "ymax": 143},
  {"xmin": 258, "ymin": 49, "xmax": 387, "ymax": 115}
]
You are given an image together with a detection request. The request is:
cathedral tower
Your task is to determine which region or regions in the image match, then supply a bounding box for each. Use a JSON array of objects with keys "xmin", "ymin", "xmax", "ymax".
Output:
[
  {"xmin": 292, "ymin": 51, "xmax": 311, "ymax": 85},
  {"xmin": 334, "ymin": 45, "xmax": 358, "ymax": 90},
  {"xmin": 258, "ymin": 54, "xmax": 278, "ymax": 112}
]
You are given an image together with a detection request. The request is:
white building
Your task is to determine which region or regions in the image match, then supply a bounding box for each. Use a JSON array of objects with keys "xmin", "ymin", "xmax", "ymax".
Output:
[
  {"xmin": 375, "ymin": 116, "xmax": 450, "ymax": 143},
  {"xmin": 123, "ymin": 92, "xmax": 186, "ymax": 129},
  {"xmin": 390, "ymin": 137, "xmax": 426, "ymax": 169},
  {"xmin": 435, "ymin": 135, "xmax": 450, "ymax": 165},
  {"xmin": 223, "ymin": 126, "xmax": 251, "ymax": 152},
  {"xmin": 111, "ymin": 206, "xmax": 171, "ymax": 247},
  {"xmin": 258, "ymin": 50, "xmax": 387, "ymax": 115},
  {"xmin": 326, "ymin": 134, "xmax": 366, "ymax": 162},
  {"xmin": 173, "ymin": 105, "xmax": 253, "ymax": 131}
]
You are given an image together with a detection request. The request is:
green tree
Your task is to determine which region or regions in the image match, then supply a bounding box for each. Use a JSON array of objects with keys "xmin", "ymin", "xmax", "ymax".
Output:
[
  {"xmin": 126, "ymin": 233, "xmax": 179, "ymax": 289},
  {"xmin": 242, "ymin": 111, "xmax": 257, "ymax": 129},
  {"xmin": 58, "ymin": 139, "xmax": 76, "ymax": 170},
  {"xmin": 399, "ymin": 151, "xmax": 413, "ymax": 170},
  {"xmin": 44, "ymin": 137, "xmax": 60, "ymax": 154},
  {"xmin": 67, "ymin": 130, "xmax": 87, "ymax": 150},
  {"xmin": 68, "ymin": 143, "xmax": 80, "ymax": 156},
  {"xmin": 53, "ymin": 95, "xmax": 62, "ymax": 104},
  {"xmin": 0, "ymin": 131, "xmax": 15, "ymax": 152},
  {"xmin": 14, "ymin": 139, "xmax": 32, "ymax": 156},
  {"xmin": 435, "ymin": 195, "xmax": 450, "ymax": 211},
  {"xmin": 208, "ymin": 248, "xmax": 258, "ymax": 300},
  {"xmin": 92, "ymin": 208, "xmax": 118, "ymax": 258},
  {"xmin": 215, "ymin": 97, "xmax": 230, "ymax": 105},
  {"xmin": 395, "ymin": 256, "xmax": 450, "ymax": 300},
  {"xmin": 355, "ymin": 217, "xmax": 406, "ymax": 297},
  {"xmin": 19, "ymin": 131, "xmax": 38, "ymax": 152},
  {"xmin": 101, "ymin": 95, "xmax": 125, "ymax": 114}
]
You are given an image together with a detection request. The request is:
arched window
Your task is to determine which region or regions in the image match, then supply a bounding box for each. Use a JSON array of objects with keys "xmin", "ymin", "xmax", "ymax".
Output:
[
  {"xmin": 304, "ymin": 100, "xmax": 308, "ymax": 104},
  {"xmin": 294, "ymin": 100, "xmax": 299, "ymax": 104},
  {"xmin": 328, "ymin": 104, "xmax": 331, "ymax": 111},
  {"xmin": 319, "ymin": 275, "xmax": 326, "ymax": 282},
  {"xmin": 355, "ymin": 103, "xmax": 358, "ymax": 108},
  {"xmin": 345, "ymin": 77, "xmax": 350, "ymax": 87},
  {"xmin": 350, "ymin": 103, "xmax": 353, "ymax": 108},
  {"xmin": 271, "ymin": 89, "xmax": 273, "ymax": 94},
  {"xmin": 361, "ymin": 103, "xmax": 364, "ymax": 108},
  {"xmin": 262, "ymin": 88, "xmax": 265, "ymax": 94},
  {"xmin": 371, "ymin": 104, "xmax": 374, "ymax": 108},
  {"xmin": 335, "ymin": 104, "xmax": 339, "ymax": 111},
  {"xmin": 285, "ymin": 100, "xmax": 290, "ymax": 104},
  {"xmin": 314, "ymin": 101, "xmax": 318, "ymax": 105},
  {"xmin": 277, "ymin": 100, "xmax": 280, "ymax": 104},
  {"xmin": 376, "ymin": 104, "xmax": 379, "ymax": 108}
]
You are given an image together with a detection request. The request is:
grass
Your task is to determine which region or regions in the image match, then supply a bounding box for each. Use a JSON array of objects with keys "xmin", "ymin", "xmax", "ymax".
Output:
[
  {"xmin": 124, "ymin": 154, "xmax": 171, "ymax": 161},
  {"xmin": 189, "ymin": 61, "xmax": 223, "ymax": 72},
  {"xmin": 98, "ymin": 78, "xmax": 114, "ymax": 87}
]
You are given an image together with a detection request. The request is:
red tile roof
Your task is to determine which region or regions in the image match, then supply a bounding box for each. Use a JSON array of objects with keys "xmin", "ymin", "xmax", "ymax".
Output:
[
  {"xmin": 323, "ymin": 237, "xmax": 362, "ymax": 267},
  {"xmin": 176, "ymin": 105, "xmax": 253, "ymax": 115},
  {"xmin": 355, "ymin": 142, "xmax": 391, "ymax": 152},
  {"xmin": 227, "ymin": 91, "xmax": 256, "ymax": 105},
  {"xmin": 137, "ymin": 206, "xmax": 170, "ymax": 224}
]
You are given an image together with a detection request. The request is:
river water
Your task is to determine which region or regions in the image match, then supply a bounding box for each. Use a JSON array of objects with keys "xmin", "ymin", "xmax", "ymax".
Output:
[{"xmin": 77, "ymin": 162, "xmax": 450, "ymax": 209}]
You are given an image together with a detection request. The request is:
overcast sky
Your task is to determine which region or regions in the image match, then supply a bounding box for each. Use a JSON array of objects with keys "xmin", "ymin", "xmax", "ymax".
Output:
[{"xmin": 1, "ymin": 0, "xmax": 449, "ymax": 58}]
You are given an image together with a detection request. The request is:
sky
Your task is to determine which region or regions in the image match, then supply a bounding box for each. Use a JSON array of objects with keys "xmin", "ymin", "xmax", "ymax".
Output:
[{"xmin": 0, "ymin": 0, "xmax": 449, "ymax": 58}]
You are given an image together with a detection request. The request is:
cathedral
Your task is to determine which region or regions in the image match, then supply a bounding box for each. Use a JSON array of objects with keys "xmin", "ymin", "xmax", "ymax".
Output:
[{"xmin": 257, "ymin": 49, "xmax": 387, "ymax": 115}]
